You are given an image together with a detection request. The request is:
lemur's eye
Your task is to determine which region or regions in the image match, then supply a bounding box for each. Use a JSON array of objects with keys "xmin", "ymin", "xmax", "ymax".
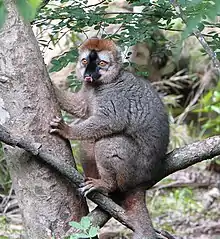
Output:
[
  {"xmin": 81, "ymin": 58, "xmax": 88, "ymax": 65},
  {"xmin": 99, "ymin": 60, "xmax": 108, "ymax": 67}
]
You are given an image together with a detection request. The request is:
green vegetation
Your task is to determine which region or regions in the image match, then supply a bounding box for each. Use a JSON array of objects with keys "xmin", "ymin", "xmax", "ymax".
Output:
[
  {"xmin": 195, "ymin": 81, "xmax": 220, "ymax": 136},
  {"xmin": 0, "ymin": 0, "xmax": 220, "ymax": 238},
  {"xmin": 68, "ymin": 217, "xmax": 99, "ymax": 239},
  {"xmin": 0, "ymin": 143, "xmax": 11, "ymax": 194}
]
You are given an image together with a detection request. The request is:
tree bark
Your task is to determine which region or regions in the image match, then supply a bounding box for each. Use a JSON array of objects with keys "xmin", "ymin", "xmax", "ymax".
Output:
[{"xmin": 0, "ymin": 1, "xmax": 88, "ymax": 238}]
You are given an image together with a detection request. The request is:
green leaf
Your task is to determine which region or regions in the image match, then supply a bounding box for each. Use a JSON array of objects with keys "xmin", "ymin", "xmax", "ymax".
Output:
[
  {"xmin": 50, "ymin": 59, "xmax": 60, "ymax": 66},
  {"xmin": 69, "ymin": 221, "xmax": 83, "ymax": 230},
  {"xmin": 201, "ymin": 91, "xmax": 212, "ymax": 104},
  {"xmin": 210, "ymin": 105, "xmax": 220, "ymax": 114},
  {"xmin": 197, "ymin": 23, "xmax": 204, "ymax": 32},
  {"xmin": 88, "ymin": 227, "xmax": 99, "ymax": 237},
  {"xmin": 72, "ymin": 233, "xmax": 90, "ymax": 238},
  {"xmin": 179, "ymin": 0, "xmax": 186, "ymax": 6},
  {"xmin": 49, "ymin": 63, "xmax": 63, "ymax": 73},
  {"xmin": 16, "ymin": 0, "xmax": 42, "ymax": 22},
  {"xmin": 186, "ymin": 0, "xmax": 203, "ymax": 7},
  {"xmin": 70, "ymin": 236, "xmax": 78, "ymax": 239},
  {"xmin": 182, "ymin": 15, "xmax": 201, "ymax": 39},
  {"xmin": 67, "ymin": 75, "xmax": 74, "ymax": 80},
  {"xmin": 29, "ymin": 0, "xmax": 42, "ymax": 9},
  {"xmin": 80, "ymin": 217, "xmax": 91, "ymax": 230},
  {"xmin": 213, "ymin": 91, "xmax": 220, "ymax": 102},
  {"xmin": 0, "ymin": 0, "xmax": 7, "ymax": 29}
]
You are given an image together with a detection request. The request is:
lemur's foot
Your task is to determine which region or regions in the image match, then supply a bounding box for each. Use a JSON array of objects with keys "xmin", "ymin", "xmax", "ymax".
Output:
[{"xmin": 79, "ymin": 177, "xmax": 111, "ymax": 197}]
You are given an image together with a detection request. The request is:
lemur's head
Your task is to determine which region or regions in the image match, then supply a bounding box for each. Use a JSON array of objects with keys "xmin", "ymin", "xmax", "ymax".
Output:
[{"xmin": 76, "ymin": 38, "xmax": 122, "ymax": 85}]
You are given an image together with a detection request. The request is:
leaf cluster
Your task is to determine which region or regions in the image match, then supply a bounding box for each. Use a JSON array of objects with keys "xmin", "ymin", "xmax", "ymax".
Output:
[
  {"xmin": 194, "ymin": 81, "xmax": 220, "ymax": 136},
  {"xmin": 68, "ymin": 216, "xmax": 99, "ymax": 239},
  {"xmin": 180, "ymin": 0, "xmax": 220, "ymax": 37},
  {"xmin": 35, "ymin": 0, "xmax": 176, "ymax": 73}
]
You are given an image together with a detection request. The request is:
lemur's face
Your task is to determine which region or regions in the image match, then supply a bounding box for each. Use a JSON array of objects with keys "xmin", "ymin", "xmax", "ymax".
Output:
[{"xmin": 76, "ymin": 38, "xmax": 122, "ymax": 85}]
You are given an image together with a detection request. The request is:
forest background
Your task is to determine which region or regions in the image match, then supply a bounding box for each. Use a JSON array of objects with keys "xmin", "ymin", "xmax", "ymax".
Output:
[{"xmin": 0, "ymin": 0, "xmax": 220, "ymax": 238}]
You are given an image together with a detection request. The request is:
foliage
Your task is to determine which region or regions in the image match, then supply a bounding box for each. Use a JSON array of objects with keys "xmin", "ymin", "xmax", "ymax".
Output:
[
  {"xmin": 0, "ymin": 214, "xmax": 23, "ymax": 239},
  {"xmin": 36, "ymin": 0, "xmax": 171, "ymax": 72},
  {"xmin": 33, "ymin": 0, "xmax": 220, "ymax": 71},
  {"xmin": 0, "ymin": 143, "xmax": 11, "ymax": 194},
  {"xmin": 148, "ymin": 186, "xmax": 203, "ymax": 233},
  {"xmin": 0, "ymin": 0, "xmax": 7, "ymax": 28},
  {"xmin": 16, "ymin": 0, "xmax": 42, "ymax": 21},
  {"xmin": 194, "ymin": 81, "xmax": 220, "ymax": 136},
  {"xmin": 149, "ymin": 187, "xmax": 203, "ymax": 216},
  {"xmin": 179, "ymin": 0, "xmax": 220, "ymax": 38},
  {"xmin": 0, "ymin": 0, "xmax": 42, "ymax": 28},
  {"xmin": 68, "ymin": 216, "xmax": 99, "ymax": 239}
]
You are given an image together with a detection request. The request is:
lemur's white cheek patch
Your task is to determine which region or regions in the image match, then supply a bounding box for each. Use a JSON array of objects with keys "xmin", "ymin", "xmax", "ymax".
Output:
[
  {"xmin": 97, "ymin": 51, "xmax": 111, "ymax": 62},
  {"xmin": 79, "ymin": 50, "xmax": 90, "ymax": 61},
  {"xmin": 76, "ymin": 62, "xmax": 86, "ymax": 80},
  {"xmin": 80, "ymin": 68, "xmax": 86, "ymax": 77},
  {"xmin": 99, "ymin": 69, "xmax": 106, "ymax": 75}
]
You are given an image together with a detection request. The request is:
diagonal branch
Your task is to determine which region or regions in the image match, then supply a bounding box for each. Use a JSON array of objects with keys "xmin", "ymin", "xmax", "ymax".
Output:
[
  {"xmin": 1, "ymin": 124, "xmax": 220, "ymax": 233},
  {"xmin": 0, "ymin": 125, "xmax": 132, "ymax": 229}
]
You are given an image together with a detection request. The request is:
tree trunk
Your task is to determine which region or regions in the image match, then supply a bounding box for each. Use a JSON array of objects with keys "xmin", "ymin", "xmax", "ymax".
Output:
[{"xmin": 0, "ymin": 1, "xmax": 88, "ymax": 238}]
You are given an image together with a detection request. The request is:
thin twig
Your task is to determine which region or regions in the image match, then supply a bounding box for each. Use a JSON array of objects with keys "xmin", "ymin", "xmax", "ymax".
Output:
[{"xmin": 86, "ymin": 0, "xmax": 107, "ymax": 8}]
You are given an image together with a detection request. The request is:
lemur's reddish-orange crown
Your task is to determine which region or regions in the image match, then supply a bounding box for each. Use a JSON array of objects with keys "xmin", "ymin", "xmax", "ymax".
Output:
[{"xmin": 80, "ymin": 38, "xmax": 117, "ymax": 53}]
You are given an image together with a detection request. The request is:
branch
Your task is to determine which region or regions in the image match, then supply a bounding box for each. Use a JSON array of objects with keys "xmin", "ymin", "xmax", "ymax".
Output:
[
  {"xmin": 162, "ymin": 135, "xmax": 220, "ymax": 177},
  {"xmin": 39, "ymin": 0, "xmax": 50, "ymax": 9},
  {"xmin": 170, "ymin": 0, "xmax": 220, "ymax": 75},
  {"xmin": 0, "ymin": 125, "xmax": 133, "ymax": 230},
  {"xmin": 86, "ymin": 0, "xmax": 107, "ymax": 8},
  {"xmin": 1, "ymin": 124, "xmax": 220, "ymax": 233}
]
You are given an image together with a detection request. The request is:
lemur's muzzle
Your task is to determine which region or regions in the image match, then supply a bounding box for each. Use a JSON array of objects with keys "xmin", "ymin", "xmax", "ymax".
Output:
[
  {"xmin": 84, "ymin": 60, "xmax": 101, "ymax": 82},
  {"xmin": 84, "ymin": 76, "xmax": 93, "ymax": 82}
]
